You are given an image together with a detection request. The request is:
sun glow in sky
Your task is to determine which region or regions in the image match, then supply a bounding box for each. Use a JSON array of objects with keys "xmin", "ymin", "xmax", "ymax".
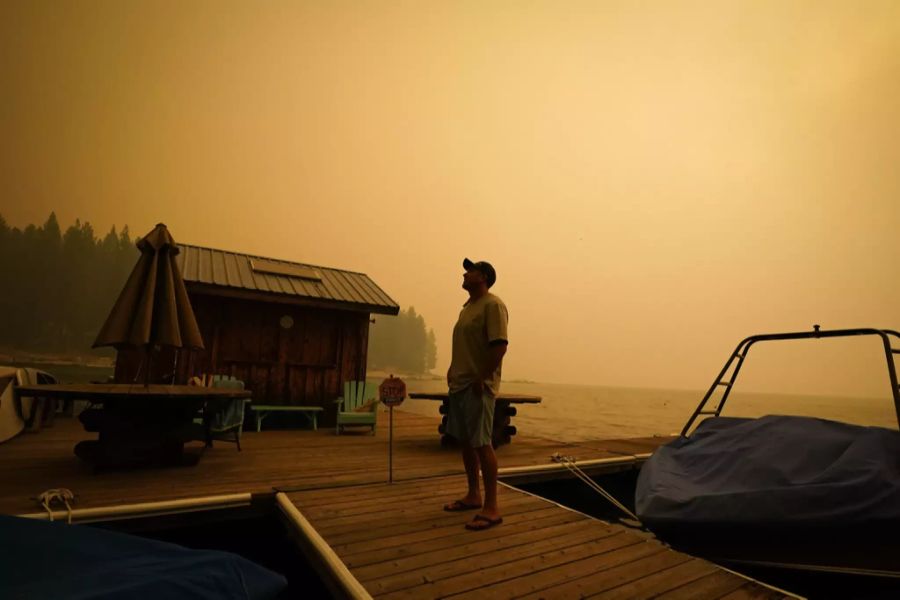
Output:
[{"xmin": 2, "ymin": 1, "xmax": 898, "ymax": 398}]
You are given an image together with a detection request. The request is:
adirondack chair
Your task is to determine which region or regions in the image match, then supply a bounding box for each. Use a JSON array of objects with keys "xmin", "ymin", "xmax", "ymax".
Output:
[
  {"xmin": 15, "ymin": 368, "xmax": 59, "ymax": 432},
  {"xmin": 334, "ymin": 381, "xmax": 378, "ymax": 435},
  {"xmin": 203, "ymin": 375, "xmax": 248, "ymax": 450}
]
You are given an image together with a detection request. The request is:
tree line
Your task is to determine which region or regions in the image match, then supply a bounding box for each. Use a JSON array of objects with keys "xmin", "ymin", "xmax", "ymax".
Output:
[
  {"xmin": 368, "ymin": 307, "xmax": 438, "ymax": 375},
  {"xmin": 0, "ymin": 213, "xmax": 138, "ymax": 355},
  {"xmin": 1, "ymin": 212, "xmax": 439, "ymax": 372}
]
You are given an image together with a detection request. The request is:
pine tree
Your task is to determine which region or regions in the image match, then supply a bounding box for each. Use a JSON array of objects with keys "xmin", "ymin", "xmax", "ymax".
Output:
[
  {"xmin": 426, "ymin": 329, "xmax": 437, "ymax": 371},
  {"xmin": 0, "ymin": 213, "xmax": 135, "ymax": 355},
  {"xmin": 367, "ymin": 306, "xmax": 438, "ymax": 375},
  {"xmin": 36, "ymin": 213, "xmax": 63, "ymax": 347}
]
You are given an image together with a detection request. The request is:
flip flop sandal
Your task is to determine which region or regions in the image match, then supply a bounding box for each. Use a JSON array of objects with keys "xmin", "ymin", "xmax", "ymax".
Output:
[
  {"xmin": 465, "ymin": 514, "xmax": 503, "ymax": 530},
  {"xmin": 444, "ymin": 499, "xmax": 483, "ymax": 512}
]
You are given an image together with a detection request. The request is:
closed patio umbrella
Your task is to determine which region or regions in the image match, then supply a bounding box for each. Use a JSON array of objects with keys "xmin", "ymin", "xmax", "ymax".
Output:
[{"xmin": 93, "ymin": 223, "xmax": 203, "ymax": 382}]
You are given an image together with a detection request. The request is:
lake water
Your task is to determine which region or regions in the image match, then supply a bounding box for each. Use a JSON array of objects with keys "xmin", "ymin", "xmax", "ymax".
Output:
[
  {"xmin": 13, "ymin": 361, "xmax": 896, "ymax": 440},
  {"xmin": 399, "ymin": 378, "xmax": 898, "ymax": 440}
]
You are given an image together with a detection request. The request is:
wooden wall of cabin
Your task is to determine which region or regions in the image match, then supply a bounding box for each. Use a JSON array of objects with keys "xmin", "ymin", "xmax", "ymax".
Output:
[{"xmin": 131, "ymin": 293, "xmax": 372, "ymax": 425}]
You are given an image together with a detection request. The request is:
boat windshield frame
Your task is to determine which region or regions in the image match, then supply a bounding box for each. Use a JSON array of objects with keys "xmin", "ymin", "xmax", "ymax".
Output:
[{"xmin": 680, "ymin": 326, "xmax": 900, "ymax": 436}]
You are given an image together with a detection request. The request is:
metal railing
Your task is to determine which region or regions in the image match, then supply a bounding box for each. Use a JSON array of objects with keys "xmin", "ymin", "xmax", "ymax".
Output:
[{"xmin": 681, "ymin": 325, "xmax": 900, "ymax": 437}]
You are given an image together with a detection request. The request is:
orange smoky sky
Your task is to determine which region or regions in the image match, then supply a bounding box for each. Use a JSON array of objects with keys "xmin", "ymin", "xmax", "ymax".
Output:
[{"xmin": 2, "ymin": 1, "xmax": 898, "ymax": 401}]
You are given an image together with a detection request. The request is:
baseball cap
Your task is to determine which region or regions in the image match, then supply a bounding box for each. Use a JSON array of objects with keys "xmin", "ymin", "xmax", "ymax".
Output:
[{"xmin": 463, "ymin": 258, "xmax": 496, "ymax": 288}]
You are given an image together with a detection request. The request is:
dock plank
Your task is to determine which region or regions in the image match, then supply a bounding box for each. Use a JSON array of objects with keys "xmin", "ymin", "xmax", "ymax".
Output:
[
  {"xmin": 654, "ymin": 570, "xmax": 749, "ymax": 599},
  {"xmin": 450, "ymin": 539, "xmax": 663, "ymax": 599},
  {"xmin": 372, "ymin": 528, "xmax": 622, "ymax": 596},
  {"xmin": 361, "ymin": 522, "xmax": 613, "ymax": 592},
  {"xmin": 511, "ymin": 546, "xmax": 691, "ymax": 599},
  {"xmin": 591, "ymin": 557, "xmax": 719, "ymax": 599},
  {"xmin": 383, "ymin": 529, "xmax": 645, "ymax": 599},
  {"xmin": 719, "ymin": 584, "xmax": 789, "ymax": 599},
  {"xmin": 329, "ymin": 503, "xmax": 564, "ymax": 556},
  {"xmin": 313, "ymin": 495, "xmax": 543, "ymax": 538},
  {"xmin": 341, "ymin": 509, "xmax": 588, "ymax": 569},
  {"xmin": 352, "ymin": 519, "xmax": 595, "ymax": 582}
]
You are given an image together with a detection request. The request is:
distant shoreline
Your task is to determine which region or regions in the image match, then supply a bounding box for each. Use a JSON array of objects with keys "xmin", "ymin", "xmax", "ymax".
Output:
[
  {"xmin": 366, "ymin": 369, "xmax": 537, "ymax": 385},
  {"xmin": 367, "ymin": 369, "xmax": 442, "ymax": 382},
  {"xmin": 0, "ymin": 347, "xmax": 113, "ymax": 369}
]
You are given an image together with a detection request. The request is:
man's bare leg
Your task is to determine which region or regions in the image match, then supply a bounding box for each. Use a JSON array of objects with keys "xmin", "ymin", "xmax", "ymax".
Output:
[
  {"xmin": 461, "ymin": 446, "xmax": 482, "ymax": 504},
  {"xmin": 445, "ymin": 446, "xmax": 482, "ymax": 510},
  {"xmin": 474, "ymin": 444, "xmax": 500, "ymax": 520}
]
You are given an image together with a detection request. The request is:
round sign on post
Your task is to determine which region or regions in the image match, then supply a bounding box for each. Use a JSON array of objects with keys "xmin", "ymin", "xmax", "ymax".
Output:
[{"xmin": 380, "ymin": 376, "xmax": 406, "ymax": 483}]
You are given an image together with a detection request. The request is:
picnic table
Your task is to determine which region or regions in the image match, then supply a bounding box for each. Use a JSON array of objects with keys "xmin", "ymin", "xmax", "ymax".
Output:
[
  {"xmin": 13, "ymin": 383, "xmax": 252, "ymax": 468},
  {"xmin": 408, "ymin": 392, "xmax": 542, "ymax": 448}
]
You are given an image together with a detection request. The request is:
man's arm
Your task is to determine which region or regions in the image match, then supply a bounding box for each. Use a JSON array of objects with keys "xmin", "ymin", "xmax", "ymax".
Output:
[
  {"xmin": 472, "ymin": 341, "xmax": 508, "ymax": 395},
  {"xmin": 480, "ymin": 342, "xmax": 507, "ymax": 381}
]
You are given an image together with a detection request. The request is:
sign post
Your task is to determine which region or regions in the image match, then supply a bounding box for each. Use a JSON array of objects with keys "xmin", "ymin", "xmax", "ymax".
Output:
[{"xmin": 379, "ymin": 375, "xmax": 406, "ymax": 484}]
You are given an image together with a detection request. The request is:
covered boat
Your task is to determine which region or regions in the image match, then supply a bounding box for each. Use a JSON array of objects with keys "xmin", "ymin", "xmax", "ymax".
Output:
[
  {"xmin": 0, "ymin": 514, "xmax": 287, "ymax": 599},
  {"xmin": 635, "ymin": 326, "xmax": 900, "ymax": 576},
  {"xmin": 637, "ymin": 414, "xmax": 900, "ymax": 535}
]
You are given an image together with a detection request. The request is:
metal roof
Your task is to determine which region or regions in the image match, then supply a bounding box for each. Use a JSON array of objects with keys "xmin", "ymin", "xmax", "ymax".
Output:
[{"xmin": 175, "ymin": 244, "xmax": 400, "ymax": 315}]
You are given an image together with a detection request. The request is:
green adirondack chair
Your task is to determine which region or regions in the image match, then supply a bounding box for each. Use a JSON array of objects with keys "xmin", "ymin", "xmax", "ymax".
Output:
[
  {"xmin": 334, "ymin": 381, "xmax": 378, "ymax": 435},
  {"xmin": 204, "ymin": 375, "xmax": 248, "ymax": 450}
]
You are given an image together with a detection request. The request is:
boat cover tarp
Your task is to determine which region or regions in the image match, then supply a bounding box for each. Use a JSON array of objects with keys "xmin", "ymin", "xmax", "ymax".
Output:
[
  {"xmin": 0, "ymin": 514, "xmax": 287, "ymax": 600},
  {"xmin": 635, "ymin": 415, "xmax": 900, "ymax": 528}
]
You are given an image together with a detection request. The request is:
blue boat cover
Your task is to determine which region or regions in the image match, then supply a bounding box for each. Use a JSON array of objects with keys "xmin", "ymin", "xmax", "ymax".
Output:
[
  {"xmin": 0, "ymin": 515, "xmax": 287, "ymax": 600},
  {"xmin": 635, "ymin": 415, "xmax": 900, "ymax": 528}
]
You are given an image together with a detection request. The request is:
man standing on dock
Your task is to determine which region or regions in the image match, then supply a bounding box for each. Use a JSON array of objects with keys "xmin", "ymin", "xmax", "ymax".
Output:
[{"xmin": 443, "ymin": 258, "xmax": 509, "ymax": 531}]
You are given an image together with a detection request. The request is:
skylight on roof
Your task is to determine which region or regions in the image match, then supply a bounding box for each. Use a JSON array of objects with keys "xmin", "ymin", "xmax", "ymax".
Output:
[{"xmin": 250, "ymin": 259, "xmax": 322, "ymax": 282}]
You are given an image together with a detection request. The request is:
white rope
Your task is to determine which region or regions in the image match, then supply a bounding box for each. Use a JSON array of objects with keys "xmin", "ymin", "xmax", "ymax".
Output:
[
  {"xmin": 550, "ymin": 453, "xmax": 640, "ymax": 522},
  {"xmin": 36, "ymin": 488, "xmax": 76, "ymax": 524}
]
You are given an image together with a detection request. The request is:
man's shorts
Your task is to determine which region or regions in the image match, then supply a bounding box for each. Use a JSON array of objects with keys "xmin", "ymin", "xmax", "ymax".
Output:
[{"xmin": 446, "ymin": 386, "xmax": 495, "ymax": 448}]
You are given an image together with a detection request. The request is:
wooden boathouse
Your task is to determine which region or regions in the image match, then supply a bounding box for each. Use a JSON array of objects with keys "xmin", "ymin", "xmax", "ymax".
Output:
[{"xmin": 113, "ymin": 244, "xmax": 399, "ymax": 425}]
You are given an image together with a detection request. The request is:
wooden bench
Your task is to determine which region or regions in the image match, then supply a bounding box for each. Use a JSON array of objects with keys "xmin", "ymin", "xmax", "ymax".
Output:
[
  {"xmin": 250, "ymin": 405, "xmax": 325, "ymax": 432},
  {"xmin": 408, "ymin": 392, "xmax": 542, "ymax": 448}
]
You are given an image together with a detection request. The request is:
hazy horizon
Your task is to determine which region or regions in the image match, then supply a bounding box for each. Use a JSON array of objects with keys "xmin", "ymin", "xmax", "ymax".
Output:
[{"xmin": 3, "ymin": 1, "xmax": 898, "ymax": 400}]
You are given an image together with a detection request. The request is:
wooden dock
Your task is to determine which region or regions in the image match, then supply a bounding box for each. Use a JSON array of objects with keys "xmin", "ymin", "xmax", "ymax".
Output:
[
  {"xmin": 283, "ymin": 476, "xmax": 784, "ymax": 598},
  {"xmin": 0, "ymin": 410, "xmax": 664, "ymax": 514},
  {"xmin": 0, "ymin": 408, "xmax": 790, "ymax": 598}
]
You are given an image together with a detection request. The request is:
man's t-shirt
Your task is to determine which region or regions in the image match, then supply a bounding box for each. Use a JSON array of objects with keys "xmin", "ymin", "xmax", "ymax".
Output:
[{"xmin": 448, "ymin": 292, "xmax": 509, "ymax": 396}]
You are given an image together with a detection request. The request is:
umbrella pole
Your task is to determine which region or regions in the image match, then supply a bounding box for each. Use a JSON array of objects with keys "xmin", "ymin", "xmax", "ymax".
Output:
[{"xmin": 145, "ymin": 345, "xmax": 152, "ymax": 387}]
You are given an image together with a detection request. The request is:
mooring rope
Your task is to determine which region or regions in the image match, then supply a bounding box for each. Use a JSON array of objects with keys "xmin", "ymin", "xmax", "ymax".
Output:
[
  {"xmin": 36, "ymin": 488, "xmax": 76, "ymax": 524},
  {"xmin": 550, "ymin": 453, "xmax": 640, "ymax": 522}
]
